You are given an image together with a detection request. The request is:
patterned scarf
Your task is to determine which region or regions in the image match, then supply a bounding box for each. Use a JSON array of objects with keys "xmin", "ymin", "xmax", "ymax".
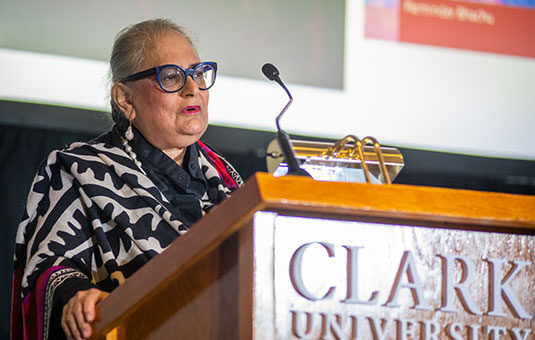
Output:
[{"xmin": 10, "ymin": 129, "xmax": 243, "ymax": 340}]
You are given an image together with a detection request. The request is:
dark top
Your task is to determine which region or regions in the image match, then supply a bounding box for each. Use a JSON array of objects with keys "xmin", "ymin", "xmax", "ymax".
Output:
[{"xmin": 130, "ymin": 126, "xmax": 208, "ymax": 227}]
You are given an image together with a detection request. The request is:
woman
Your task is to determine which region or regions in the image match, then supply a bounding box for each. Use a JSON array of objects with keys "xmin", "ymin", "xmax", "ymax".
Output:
[{"xmin": 11, "ymin": 18, "xmax": 242, "ymax": 340}]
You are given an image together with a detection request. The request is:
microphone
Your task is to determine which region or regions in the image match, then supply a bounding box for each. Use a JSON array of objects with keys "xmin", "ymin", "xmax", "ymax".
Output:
[{"xmin": 262, "ymin": 63, "xmax": 310, "ymax": 177}]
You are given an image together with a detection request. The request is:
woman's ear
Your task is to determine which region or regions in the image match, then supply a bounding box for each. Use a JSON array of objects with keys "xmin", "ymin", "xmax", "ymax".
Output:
[{"xmin": 112, "ymin": 83, "xmax": 136, "ymax": 120}]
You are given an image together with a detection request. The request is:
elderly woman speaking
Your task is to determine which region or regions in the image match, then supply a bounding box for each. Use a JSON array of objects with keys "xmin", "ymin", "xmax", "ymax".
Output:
[{"xmin": 11, "ymin": 18, "xmax": 242, "ymax": 340}]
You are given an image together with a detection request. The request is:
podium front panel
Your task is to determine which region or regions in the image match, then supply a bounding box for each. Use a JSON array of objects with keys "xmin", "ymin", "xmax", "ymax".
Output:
[{"xmin": 251, "ymin": 211, "xmax": 535, "ymax": 340}]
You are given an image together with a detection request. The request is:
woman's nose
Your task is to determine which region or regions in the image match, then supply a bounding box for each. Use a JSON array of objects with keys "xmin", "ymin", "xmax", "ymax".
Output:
[{"xmin": 180, "ymin": 76, "xmax": 199, "ymax": 97}]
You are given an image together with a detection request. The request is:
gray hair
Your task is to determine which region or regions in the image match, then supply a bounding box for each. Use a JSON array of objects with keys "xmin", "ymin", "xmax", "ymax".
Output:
[{"xmin": 109, "ymin": 18, "xmax": 195, "ymax": 130}]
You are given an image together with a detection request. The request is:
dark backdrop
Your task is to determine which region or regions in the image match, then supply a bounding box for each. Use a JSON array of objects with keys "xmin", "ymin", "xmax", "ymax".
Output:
[{"xmin": 1, "ymin": 100, "xmax": 534, "ymax": 337}]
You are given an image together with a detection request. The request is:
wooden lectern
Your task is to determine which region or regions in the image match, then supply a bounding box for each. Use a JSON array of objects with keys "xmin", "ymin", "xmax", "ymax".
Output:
[{"xmin": 91, "ymin": 173, "xmax": 535, "ymax": 340}]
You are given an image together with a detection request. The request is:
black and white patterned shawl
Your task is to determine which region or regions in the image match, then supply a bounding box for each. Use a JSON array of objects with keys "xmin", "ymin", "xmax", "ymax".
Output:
[{"xmin": 11, "ymin": 128, "xmax": 243, "ymax": 339}]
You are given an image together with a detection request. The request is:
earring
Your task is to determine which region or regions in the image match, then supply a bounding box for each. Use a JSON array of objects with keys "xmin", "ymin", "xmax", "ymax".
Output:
[{"xmin": 125, "ymin": 119, "xmax": 134, "ymax": 141}]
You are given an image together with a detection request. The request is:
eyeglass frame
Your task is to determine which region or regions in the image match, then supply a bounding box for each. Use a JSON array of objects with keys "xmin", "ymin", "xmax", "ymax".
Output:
[{"xmin": 119, "ymin": 62, "xmax": 218, "ymax": 93}]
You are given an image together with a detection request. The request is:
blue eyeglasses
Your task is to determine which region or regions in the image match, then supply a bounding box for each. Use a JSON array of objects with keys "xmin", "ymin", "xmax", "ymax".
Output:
[{"xmin": 120, "ymin": 62, "xmax": 218, "ymax": 93}]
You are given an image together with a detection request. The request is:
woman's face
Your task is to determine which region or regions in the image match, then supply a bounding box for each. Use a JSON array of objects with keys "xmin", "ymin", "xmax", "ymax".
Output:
[{"xmin": 126, "ymin": 31, "xmax": 209, "ymax": 155}]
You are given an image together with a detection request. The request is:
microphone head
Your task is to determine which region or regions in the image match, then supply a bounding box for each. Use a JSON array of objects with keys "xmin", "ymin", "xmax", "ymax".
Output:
[{"xmin": 262, "ymin": 63, "xmax": 280, "ymax": 81}]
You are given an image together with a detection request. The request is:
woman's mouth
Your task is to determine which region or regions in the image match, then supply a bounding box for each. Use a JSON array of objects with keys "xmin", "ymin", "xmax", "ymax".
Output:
[{"xmin": 181, "ymin": 105, "xmax": 200, "ymax": 114}]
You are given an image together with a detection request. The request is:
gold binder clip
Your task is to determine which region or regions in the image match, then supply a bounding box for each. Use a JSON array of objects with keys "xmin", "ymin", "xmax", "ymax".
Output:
[
  {"xmin": 322, "ymin": 134, "xmax": 392, "ymax": 184},
  {"xmin": 323, "ymin": 135, "xmax": 357, "ymax": 158},
  {"xmin": 361, "ymin": 136, "xmax": 391, "ymax": 184}
]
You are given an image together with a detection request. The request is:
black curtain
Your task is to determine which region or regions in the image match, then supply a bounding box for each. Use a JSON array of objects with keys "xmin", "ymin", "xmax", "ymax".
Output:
[{"xmin": 0, "ymin": 125, "xmax": 97, "ymax": 337}]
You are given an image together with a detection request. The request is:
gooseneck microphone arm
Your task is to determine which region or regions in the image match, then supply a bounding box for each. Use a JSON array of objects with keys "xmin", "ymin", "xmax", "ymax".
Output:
[{"xmin": 262, "ymin": 63, "xmax": 310, "ymax": 177}]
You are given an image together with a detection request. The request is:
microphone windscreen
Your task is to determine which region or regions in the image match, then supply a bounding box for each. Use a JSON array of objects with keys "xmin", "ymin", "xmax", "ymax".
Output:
[{"xmin": 262, "ymin": 63, "xmax": 280, "ymax": 81}]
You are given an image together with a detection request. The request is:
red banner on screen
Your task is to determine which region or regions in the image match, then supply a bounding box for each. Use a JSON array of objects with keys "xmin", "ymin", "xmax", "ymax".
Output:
[{"xmin": 365, "ymin": 0, "xmax": 535, "ymax": 58}]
